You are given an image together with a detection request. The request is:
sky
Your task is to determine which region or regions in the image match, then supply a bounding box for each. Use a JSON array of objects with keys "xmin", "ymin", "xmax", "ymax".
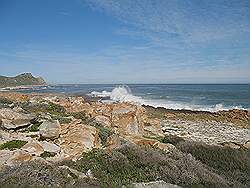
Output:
[{"xmin": 0, "ymin": 0, "xmax": 250, "ymax": 84}]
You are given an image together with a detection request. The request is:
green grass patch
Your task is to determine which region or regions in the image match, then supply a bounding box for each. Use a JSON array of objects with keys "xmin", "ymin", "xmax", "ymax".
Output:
[
  {"xmin": 40, "ymin": 151, "xmax": 56, "ymax": 158},
  {"xmin": 28, "ymin": 122, "xmax": 42, "ymax": 132},
  {"xmin": 0, "ymin": 140, "xmax": 28, "ymax": 150}
]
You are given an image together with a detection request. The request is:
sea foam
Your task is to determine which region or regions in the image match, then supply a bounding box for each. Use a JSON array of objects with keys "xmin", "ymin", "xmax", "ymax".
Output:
[{"xmin": 90, "ymin": 86, "xmax": 245, "ymax": 112}]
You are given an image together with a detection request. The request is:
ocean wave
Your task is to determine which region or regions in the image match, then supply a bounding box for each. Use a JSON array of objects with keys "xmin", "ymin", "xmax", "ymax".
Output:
[{"xmin": 89, "ymin": 86, "xmax": 246, "ymax": 112}]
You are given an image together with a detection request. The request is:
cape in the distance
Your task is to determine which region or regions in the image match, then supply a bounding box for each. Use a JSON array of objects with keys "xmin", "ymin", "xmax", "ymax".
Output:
[{"xmin": 0, "ymin": 73, "xmax": 46, "ymax": 88}]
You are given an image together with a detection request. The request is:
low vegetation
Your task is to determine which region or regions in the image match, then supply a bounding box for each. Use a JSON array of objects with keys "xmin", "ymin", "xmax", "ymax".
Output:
[
  {"xmin": 0, "ymin": 97, "xmax": 13, "ymax": 108},
  {"xmin": 60, "ymin": 145, "xmax": 233, "ymax": 188},
  {"xmin": 0, "ymin": 161, "xmax": 100, "ymax": 188},
  {"xmin": 0, "ymin": 140, "xmax": 28, "ymax": 151},
  {"xmin": 92, "ymin": 123, "xmax": 114, "ymax": 146},
  {"xmin": 176, "ymin": 140, "xmax": 250, "ymax": 187}
]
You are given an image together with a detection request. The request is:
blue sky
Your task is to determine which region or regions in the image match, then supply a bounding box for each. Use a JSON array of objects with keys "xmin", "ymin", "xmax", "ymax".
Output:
[{"xmin": 0, "ymin": 0, "xmax": 250, "ymax": 83}]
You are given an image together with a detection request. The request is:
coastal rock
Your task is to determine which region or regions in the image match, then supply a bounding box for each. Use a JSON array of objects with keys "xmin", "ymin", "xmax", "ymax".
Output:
[
  {"xmin": 6, "ymin": 150, "xmax": 32, "ymax": 166},
  {"xmin": 144, "ymin": 118, "xmax": 163, "ymax": 136},
  {"xmin": 243, "ymin": 140, "xmax": 250, "ymax": 149},
  {"xmin": 49, "ymin": 96, "xmax": 92, "ymax": 113},
  {"xmin": 0, "ymin": 108, "xmax": 35, "ymax": 129},
  {"xmin": 40, "ymin": 141, "xmax": 61, "ymax": 153},
  {"xmin": 106, "ymin": 134, "xmax": 122, "ymax": 150},
  {"xmin": 39, "ymin": 120, "xmax": 61, "ymax": 139},
  {"xmin": 0, "ymin": 150, "xmax": 13, "ymax": 166},
  {"xmin": 0, "ymin": 92, "xmax": 31, "ymax": 102},
  {"xmin": 22, "ymin": 141, "xmax": 44, "ymax": 156},
  {"xmin": 59, "ymin": 120, "xmax": 101, "ymax": 160},
  {"xmin": 94, "ymin": 115, "xmax": 111, "ymax": 127},
  {"xmin": 126, "ymin": 136, "xmax": 175, "ymax": 152},
  {"xmin": 111, "ymin": 103, "xmax": 145, "ymax": 135},
  {"xmin": 162, "ymin": 119, "xmax": 250, "ymax": 146}
]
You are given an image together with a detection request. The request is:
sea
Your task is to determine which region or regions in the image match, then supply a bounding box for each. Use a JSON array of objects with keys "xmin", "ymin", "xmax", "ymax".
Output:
[{"xmin": 4, "ymin": 84, "xmax": 250, "ymax": 112}]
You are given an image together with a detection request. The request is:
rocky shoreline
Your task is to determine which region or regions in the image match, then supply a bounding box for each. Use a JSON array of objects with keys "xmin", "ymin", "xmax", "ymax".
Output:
[{"xmin": 0, "ymin": 91, "xmax": 249, "ymax": 187}]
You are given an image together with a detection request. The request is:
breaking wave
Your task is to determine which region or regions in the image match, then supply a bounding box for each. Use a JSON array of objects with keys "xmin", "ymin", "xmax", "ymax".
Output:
[{"xmin": 90, "ymin": 86, "xmax": 245, "ymax": 112}]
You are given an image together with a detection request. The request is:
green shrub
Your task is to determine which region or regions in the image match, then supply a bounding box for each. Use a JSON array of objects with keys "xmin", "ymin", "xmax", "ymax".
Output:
[
  {"xmin": 0, "ymin": 140, "xmax": 28, "ymax": 150},
  {"xmin": 40, "ymin": 151, "xmax": 56, "ymax": 158}
]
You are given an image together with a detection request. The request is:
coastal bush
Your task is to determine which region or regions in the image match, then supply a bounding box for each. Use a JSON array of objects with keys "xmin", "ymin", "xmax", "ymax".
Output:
[
  {"xmin": 60, "ymin": 145, "xmax": 231, "ymax": 188},
  {"xmin": 0, "ymin": 161, "xmax": 100, "ymax": 188},
  {"xmin": 176, "ymin": 141, "xmax": 250, "ymax": 187},
  {"xmin": 92, "ymin": 123, "xmax": 114, "ymax": 146},
  {"xmin": 0, "ymin": 140, "xmax": 28, "ymax": 150}
]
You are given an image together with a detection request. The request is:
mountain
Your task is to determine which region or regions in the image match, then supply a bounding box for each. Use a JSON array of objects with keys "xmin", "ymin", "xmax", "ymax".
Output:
[{"xmin": 0, "ymin": 73, "xmax": 46, "ymax": 88}]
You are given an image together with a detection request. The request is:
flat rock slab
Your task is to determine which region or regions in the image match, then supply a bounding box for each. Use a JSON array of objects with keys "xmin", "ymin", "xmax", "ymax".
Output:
[{"xmin": 162, "ymin": 120, "xmax": 250, "ymax": 145}]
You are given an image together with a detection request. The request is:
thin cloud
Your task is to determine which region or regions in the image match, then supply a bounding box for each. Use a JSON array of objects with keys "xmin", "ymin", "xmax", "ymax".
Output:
[{"xmin": 85, "ymin": 0, "xmax": 250, "ymax": 44}]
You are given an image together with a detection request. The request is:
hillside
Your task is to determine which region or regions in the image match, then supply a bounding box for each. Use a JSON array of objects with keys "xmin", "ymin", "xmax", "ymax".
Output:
[{"xmin": 0, "ymin": 73, "xmax": 46, "ymax": 88}]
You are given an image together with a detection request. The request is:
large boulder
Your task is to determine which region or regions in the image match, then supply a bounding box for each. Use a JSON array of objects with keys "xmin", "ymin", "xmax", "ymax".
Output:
[
  {"xmin": 39, "ymin": 120, "xmax": 61, "ymax": 139},
  {"xmin": 111, "ymin": 103, "xmax": 146, "ymax": 135},
  {"xmin": 0, "ymin": 108, "xmax": 35, "ymax": 129},
  {"xmin": 59, "ymin": 120, "xmax": 101, "ymax": 161}
]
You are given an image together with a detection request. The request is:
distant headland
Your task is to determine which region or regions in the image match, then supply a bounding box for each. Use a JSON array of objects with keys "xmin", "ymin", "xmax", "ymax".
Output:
[{"xmin": 0, "ymin": 73, "xmax": 46, "ymax": 88}]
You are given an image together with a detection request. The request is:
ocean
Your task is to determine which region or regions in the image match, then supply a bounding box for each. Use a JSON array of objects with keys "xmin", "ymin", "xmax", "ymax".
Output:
[{"xmin": 7, "ymin": 84, "xmax": 250, "ymax": 112}]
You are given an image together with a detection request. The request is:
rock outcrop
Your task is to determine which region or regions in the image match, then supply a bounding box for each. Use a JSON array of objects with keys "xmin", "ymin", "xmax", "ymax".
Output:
[
  {"xmin": 59, "ymin": 120, "xmax": 101, "ymax": 161},
  {"xmin": 0, "ymin": 108, "xmax": 35, "ymax": 129}
]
